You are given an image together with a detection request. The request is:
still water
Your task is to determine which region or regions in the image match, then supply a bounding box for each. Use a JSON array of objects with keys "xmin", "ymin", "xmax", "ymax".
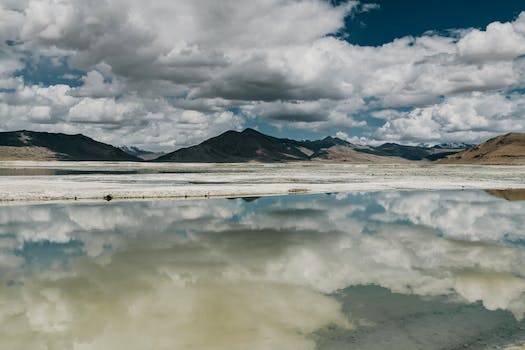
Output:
[{"xmin": 0, "ymin": 190, "xmax": 524, "ymax": 349}]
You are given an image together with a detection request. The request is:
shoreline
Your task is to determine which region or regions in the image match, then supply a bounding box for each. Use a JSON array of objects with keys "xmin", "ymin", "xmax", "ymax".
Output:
[{"xmin": 1, "ymin": 162, "xmax": 524, "ymax": 204}]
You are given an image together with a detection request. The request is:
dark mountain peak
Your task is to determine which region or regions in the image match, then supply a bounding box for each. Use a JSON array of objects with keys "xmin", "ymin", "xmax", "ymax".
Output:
[
  {"xmin": 331, "ymin": 136, "xmax": 351, "ymax": 145},
  {"xmin": 295, "ymin": 135, "xmax": 351, "ymax": 154},
  {"xmin": 378, "ymin": 142, "xmax": 402, "ymax": 148},
  {"xmin": 156, "ymin": 128, "xmax": 310, "ymax": 162},
  {"xmin": 240, "ymin": 128, "xmax": 275, "ymax": 140},
  {"xmin": 241, "ymin": 128, "xmax": 262, "ymax": 135},
  {"xmin": 223, "ymin": 129, "xmax": 241, "ymax": 135},
  {"xmin": 210, "ymin": 129, "xmax": 241, "ymax": 139},
  {"xmin": 321, "ymin": 136, "xmax": 348, "ymax": 144},
  {"xmin": 203, "ymin": 128, "xmax": 270, "ymax": 146}
]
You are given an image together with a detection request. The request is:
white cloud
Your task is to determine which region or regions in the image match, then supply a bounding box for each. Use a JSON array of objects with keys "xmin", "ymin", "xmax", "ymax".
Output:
[
  {"xmin": 376, "ymin": 92, "xmax": 525, "ymax": 143},
  {"xmin": 1, "ymin": 0, "xmax": 525, "ymax": 147},
  {"xmin": 68, "ymin": 98, "xmax": 136, "ymax": 124},
  {"xmin": 457, "ymin": 13, "xmax": 525, "ymax": 62},
  {"xmin": 333, "ymin": 131, "xmax": 375, "ymax": 145},
  {"xmin": 71, "ymin": 70, "xmax": 123, "ymax": 98}
]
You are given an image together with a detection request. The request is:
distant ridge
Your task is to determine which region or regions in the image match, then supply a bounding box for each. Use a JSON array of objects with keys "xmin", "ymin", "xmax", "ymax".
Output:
[
  {"xmin": 355, "ymin": 142, "xmax": 465, "ymax": 161},
  {"xmin": 440, "ymin": 132, "xmax": 525, "ymax": 165},
  {"xmin": 119, "ymin": 145, "xmax": 165, "ymax": 161},
  {"xmin": 154, "ymin": 128, "xmax": 460, "ymax": 163},
  {"xmin": 0, "ymin": 130, "xmax": 140, "ymax": 161}
]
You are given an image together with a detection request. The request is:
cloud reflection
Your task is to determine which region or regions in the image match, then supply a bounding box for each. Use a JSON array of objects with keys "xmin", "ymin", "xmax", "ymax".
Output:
[{"xmin": 0, "ymin": 190, "xmax": 524, "ymax": 348}]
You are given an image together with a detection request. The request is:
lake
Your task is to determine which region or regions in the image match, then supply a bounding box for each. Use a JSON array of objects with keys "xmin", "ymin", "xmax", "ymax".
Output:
[{"xmin": 0, "ymin": 190, "xmax": 524, "ymax": 349}]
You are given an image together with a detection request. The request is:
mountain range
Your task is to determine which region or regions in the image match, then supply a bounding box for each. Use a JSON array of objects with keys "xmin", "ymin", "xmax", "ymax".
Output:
[
  {"xmin": 0, "ymin": 128, "xmax": 523, "ymax": 164},
  {"xmin": 155, "ymin": 128, "xmax": 463, "ymax": 163}
]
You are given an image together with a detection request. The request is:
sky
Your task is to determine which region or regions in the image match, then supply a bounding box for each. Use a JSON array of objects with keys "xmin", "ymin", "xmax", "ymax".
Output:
[{"xmin": 1, "ymin": 1, "xmax": 525, "ymax": 151}]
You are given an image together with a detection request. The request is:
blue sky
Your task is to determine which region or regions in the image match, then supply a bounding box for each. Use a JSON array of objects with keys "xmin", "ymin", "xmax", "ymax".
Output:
[
  {"xmin": 343, "ymin": 0, "xmax": 525, "ymax": 46},
  {"xmin": 1, "ymin": 0, "xmax": 525, "ymax": 150}
]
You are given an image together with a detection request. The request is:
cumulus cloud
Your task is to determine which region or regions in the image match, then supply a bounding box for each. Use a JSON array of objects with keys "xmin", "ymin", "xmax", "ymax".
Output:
[
  {"xmin": 0, "ymin": 0, "xmax": 525, "ymax": 147},
  {"xmin": 70, "ymin": 70, "xmax": 123, "ymax": 98},
  {"xmin": 457, "ymin": 14, "xmax": 525, "ymax": 63},
  {"xmin": 376, "ymin": 92, "xmax": 525, "ymax": 143}
]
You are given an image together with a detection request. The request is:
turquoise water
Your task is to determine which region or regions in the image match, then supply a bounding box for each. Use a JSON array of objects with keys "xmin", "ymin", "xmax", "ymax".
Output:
[{"xmin": 0, "ymin": 190, "xmax": 524, "ymax": 349}]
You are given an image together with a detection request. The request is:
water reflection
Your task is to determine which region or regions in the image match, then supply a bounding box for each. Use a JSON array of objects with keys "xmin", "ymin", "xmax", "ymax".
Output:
[
  {"xmin": 486, "ymin": 189, "xmax": 525, "ymax": 201},
  {"xmin": 0, "ymin": 191, "xmax": 524, "ymax": 349}
]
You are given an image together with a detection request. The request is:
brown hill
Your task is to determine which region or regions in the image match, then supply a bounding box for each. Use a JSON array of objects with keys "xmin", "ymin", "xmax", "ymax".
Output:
[{"xmin": 440, "ymin": 133, "xmax": 525, "ymax": 165}]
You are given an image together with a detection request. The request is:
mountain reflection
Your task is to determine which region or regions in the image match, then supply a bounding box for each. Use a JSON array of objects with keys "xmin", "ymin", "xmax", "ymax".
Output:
[
  {"xmin": 0, "ymin": 191, "xmax": 524, "ymax": 349},
  {"xmin": 486, "ymin": 189, "xmax": 525, "ymax": 202}
]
